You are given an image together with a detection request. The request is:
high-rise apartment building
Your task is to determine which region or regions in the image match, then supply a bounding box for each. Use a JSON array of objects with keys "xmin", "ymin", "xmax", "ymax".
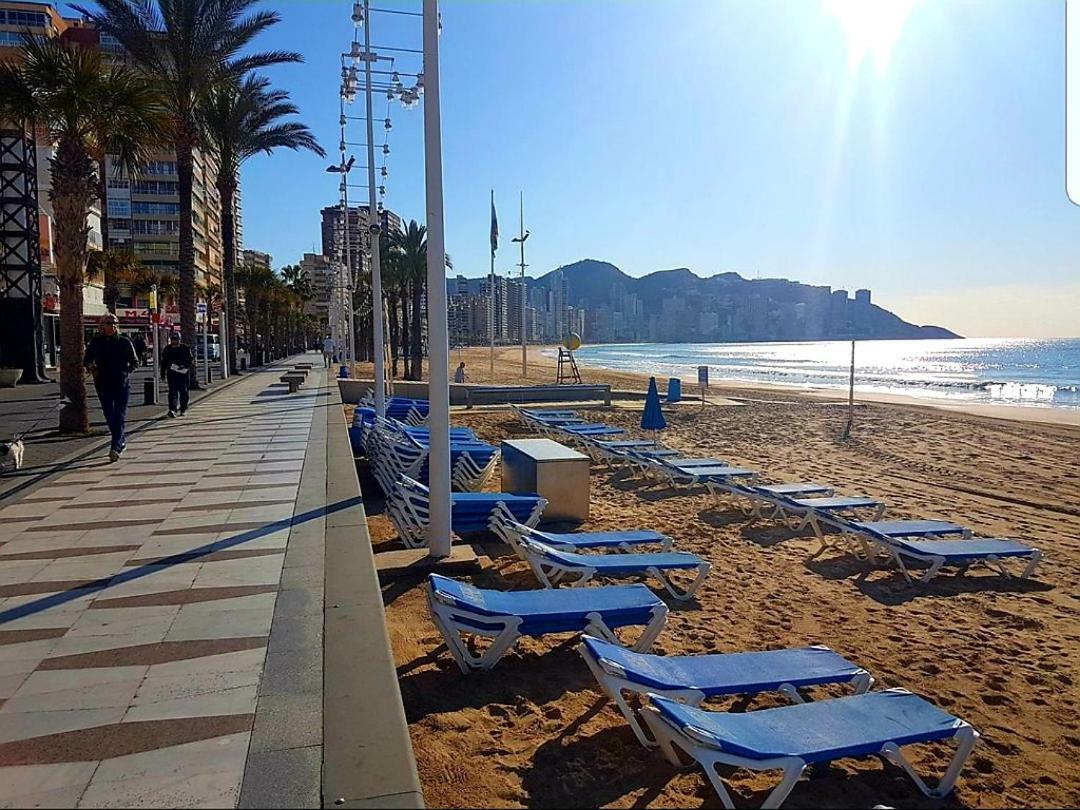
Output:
[
  {"xmin": 2, "ymin": 2, "xmax": 106, "ymax": 364},
  {"xmin": 320, "ymin": 204, "xmax": 402, "ymax": 281},
  {"xmin": 1, "ymin": 1, "xmax": 233, "ymax": 334},
  {"xmin": 241, "ymin": 250, "xmax": 272, "ymax": 273},
  {"xmin": 299, "ymin": 253, "xmax": 335, "ymax": 322}
]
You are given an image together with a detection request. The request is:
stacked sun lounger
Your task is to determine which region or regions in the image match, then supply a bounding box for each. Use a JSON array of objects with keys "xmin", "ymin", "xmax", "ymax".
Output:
[
  {"xmin": 385, "ymin": 476, "xmax": 547, "ymax": 549},
  {"xmin": 361, "ymin": 416, "xmax": 500, "ymax": 493}
]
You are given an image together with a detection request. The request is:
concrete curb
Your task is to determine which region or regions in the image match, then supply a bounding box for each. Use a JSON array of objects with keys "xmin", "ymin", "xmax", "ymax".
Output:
[{"xmin": 321, "ymin": 378, "xmax": 424, "ymax": 809}]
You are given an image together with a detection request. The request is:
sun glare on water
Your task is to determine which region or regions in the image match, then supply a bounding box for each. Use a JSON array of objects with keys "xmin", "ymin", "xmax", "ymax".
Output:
[{"xmin": 822, "ymin": 0, "xmax": 920, "ymax": 73}]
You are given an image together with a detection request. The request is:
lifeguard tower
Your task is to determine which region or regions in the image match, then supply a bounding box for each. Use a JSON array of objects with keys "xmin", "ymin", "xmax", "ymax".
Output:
[{"xmin": 556, "ymin": 332, "xmax": 583, "ymax": 385}]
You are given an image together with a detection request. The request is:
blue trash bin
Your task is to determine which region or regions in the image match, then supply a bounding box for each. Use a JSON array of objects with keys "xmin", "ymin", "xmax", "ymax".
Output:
[
  {"xmin": 339, "ymin": 365, "xmax": 349, "ymax": 379},
  {"xmin": 667, "ymin": 377, "xmax": 681, "ymax": 403}
]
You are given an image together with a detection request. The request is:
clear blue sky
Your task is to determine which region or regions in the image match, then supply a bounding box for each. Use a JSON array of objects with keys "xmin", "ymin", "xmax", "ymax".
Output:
[{"xmin": 236, "ymin": 0, "xmax": 1078, "ymax": 337}]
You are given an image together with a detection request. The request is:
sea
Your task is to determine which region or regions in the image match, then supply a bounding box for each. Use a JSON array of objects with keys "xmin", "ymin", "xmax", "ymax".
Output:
[{"xmin": 568, "ymin": 338, "xmax": 1080, "ymax": 410}]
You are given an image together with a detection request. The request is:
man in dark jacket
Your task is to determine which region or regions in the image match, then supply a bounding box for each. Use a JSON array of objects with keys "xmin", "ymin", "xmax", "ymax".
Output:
[
  {"xmin": 83, "ymin": 313, "xmax": 139, "ymax": 461},
  {"xmin": 161, "ymin": 331, "xmax": 194, "ymax": 418}
]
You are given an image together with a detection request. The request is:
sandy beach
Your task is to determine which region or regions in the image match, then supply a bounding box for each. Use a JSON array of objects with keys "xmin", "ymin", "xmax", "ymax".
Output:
[{"xmin": 354, "ymin": 345, "xmax": 1080, "ymax": 808}]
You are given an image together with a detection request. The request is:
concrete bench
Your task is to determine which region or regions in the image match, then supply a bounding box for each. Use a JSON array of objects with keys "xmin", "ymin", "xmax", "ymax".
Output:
[
  {"xmin": 280, "ymin": 373, "xmax": 306, "ymax": 393},
  {"xmin": 465, "ymin": 384, "xmax": 612, "ymax": 408},
  {"xmin": 295, "ymin": 363, "xmax": 313, "ymax": 371}
]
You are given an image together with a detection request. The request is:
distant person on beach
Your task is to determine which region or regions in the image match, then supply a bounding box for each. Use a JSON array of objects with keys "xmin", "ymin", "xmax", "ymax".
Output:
[
  {"xmin": 83, "ymin": 313, "xmax": 139, "ymax": 462},
  {"xmin": 161, "ymin": 331, "xmax": 194, "ymax": 418},
  {"xmin": 454, "ymin": 361, "xmax": 467, "ymax": 384},
  {"xmin": 322, "ymin": 335, "xmax": 334, "ymax": 368}
]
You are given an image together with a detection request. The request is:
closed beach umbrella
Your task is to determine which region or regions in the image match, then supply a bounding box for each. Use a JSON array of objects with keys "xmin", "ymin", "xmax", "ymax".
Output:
[{"xmin": 641, "ymin": 376, "xmax": 667, "ymax": 432}]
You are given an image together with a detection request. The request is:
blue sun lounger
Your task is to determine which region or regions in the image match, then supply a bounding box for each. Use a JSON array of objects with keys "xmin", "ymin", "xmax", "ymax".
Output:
[
  {"xmin": 387, "ymin": 477, "xmax": 547, "ymax": 548},
  {"xmin": 661, "ymin": 460, "xmax": 758, "ymax": 487},
  {"xmin": 578, "ymin": 637, "xmax": 873, "ymax": 747},
  {"xmin": 814, "ymin": 517, "xmax": 968, "ymax": 560},
  {"xmin": 489, "ymin": 510, "xmax": 674, "ymax": 554},
  {"xmin": 562, "ymin": 424, "xmax": 626, "ymax": 437},
  {"xmin": 642, "ymin": 689, "xmax": 979, "ymax": 809},
  {"xmin": 732, "ymin": 482, "xmax": 835, "ymax": 519},
  {"xmin": 585, "ymin": 439, "xmax": 667, "ymax": 464},
  {"xmin": 516, "ymin": 537, "xmax": 710, "ymax": 600},
  {"xmin": 847, "ymin": 522, "xmax": 1041, "ymax": 583},
  {"xmin": 427, "ymin": 574, "xmax": 668, "ymax": 672},
  {"xmin": 777, "ymin": 495, "xmax": 887, "ymax": 538}
]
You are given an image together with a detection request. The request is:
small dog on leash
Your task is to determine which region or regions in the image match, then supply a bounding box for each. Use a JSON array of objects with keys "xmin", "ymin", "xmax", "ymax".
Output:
[{"xmin": 0, "ymin": 438, "xmax": 24, "ymax": 473}]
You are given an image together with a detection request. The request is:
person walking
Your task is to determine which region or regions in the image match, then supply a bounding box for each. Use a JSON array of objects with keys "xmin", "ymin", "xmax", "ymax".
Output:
[
  {"xmin": 83, "ymin": 313, "xmax": 139, "ymax": 462},
  {"xmin": 130, "ymin": 331, "xmax": 147, "ymax": 366},
  {"xmin": 322, "ymin": 335, "xmax": 334, "ymax": 368},
  {"xmin": 161, "ymin": 331, "xmax": 194, "ymax": 418}
]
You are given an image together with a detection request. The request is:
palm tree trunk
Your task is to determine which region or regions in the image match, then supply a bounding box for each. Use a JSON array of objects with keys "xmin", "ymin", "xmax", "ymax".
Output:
[
  {"xmin": 219, "ymin": 179, "xmax": 240, "ymax": 374},
  {"xmin": 410, "ymin": 275, "xmax": 423, "ymax": 380},
  {"xmin": 52, "ymin": 137, "xmax": 94, "ymax": 434},
  {"xmin": 387, "ymin": 291, "xmax": 399, "ymax": 377},
  {"xmin": 399, "ymin": 291, "xmax": 410, "ymax": 381},
  {"xmin": 176, "ymin": 134, "xmax": 198, "ymax": 385}
]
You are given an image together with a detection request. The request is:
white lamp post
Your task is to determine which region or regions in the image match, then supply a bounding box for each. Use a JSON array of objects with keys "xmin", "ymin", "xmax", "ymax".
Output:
[{"xmin": 423, "ymin": 0, "xmax": 451, "ymax": 558}]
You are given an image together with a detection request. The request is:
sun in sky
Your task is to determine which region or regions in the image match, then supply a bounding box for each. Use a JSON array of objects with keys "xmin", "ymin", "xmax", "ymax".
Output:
[{"xmin": 822, "ymin": 0, "xmax": 920, "ymax": 72}]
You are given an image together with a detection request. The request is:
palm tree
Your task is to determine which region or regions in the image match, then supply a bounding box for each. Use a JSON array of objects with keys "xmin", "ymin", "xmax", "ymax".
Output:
[
  {"xmin": 389, "ymin": 221, "xmax": 429, "ymax": 380},
  {"xmin": 236, "ymin": 262, "xmax": 276, "ymax": 365},
  {"xmin": 77, "ymin": 0, "xmax": 303, "ymax": 382},
  {"xmin": 0, "ymin": 37, "xmax": 165, "ymax": 433},
  {"xmin": 202, "ymin": 74, "xmax": 322, "ymax": 373}
]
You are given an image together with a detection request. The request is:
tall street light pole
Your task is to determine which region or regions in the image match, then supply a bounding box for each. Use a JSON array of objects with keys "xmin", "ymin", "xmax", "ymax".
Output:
[
  {"xmin": 511, "ymin": 192, "xmax": 529, "ymax": 379},
  {"xmin": 423, "ymin": 0, "xmax": 451, "ymax": 559},
  {"xmin": 362, "ymin": 0, "xmax": 386, "ymax": 416},
  {"xmin": 326, "ymin": 156, "xmax": 355, "ymax": 371}
]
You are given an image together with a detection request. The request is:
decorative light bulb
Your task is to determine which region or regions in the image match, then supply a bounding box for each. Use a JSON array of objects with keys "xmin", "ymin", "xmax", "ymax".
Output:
[
  {"xmin": 382, "ymin": 144, "xmax": 390, "ymax": 155},
  {"xmin": 384, "ymin": 118, "xmax": 392, "ymax": 130},
  {"xmin": 351, "ymin": 2, "xmax": 364, "ymax": 27},
  {"xmin": 386, "ymin": 88, "xmax": 394, "ymax": 101},
  {"xmin": 380, "ymin": 166, "xmax": 387, "ymax": 177}
]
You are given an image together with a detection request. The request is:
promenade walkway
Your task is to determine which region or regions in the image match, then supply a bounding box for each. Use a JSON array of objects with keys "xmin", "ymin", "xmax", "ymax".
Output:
[{"xmin": 0, "ymin": 360, "xmax": 334, "ymax": 807}]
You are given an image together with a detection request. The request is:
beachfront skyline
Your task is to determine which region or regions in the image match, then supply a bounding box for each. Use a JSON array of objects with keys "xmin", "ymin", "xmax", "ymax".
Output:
[{"xmin": 243, "ymin": 0, "xmax": 1079, "ymax": 338}]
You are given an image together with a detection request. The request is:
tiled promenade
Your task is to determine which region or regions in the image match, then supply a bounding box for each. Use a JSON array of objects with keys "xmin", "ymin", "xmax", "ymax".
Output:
[{"xmin": 0, "ymin": 361, "xmax": 332, "ymax": 808}]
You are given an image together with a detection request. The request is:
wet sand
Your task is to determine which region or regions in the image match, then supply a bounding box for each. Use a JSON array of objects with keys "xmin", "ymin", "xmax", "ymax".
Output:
[{"xmin": 353, "ymin": 345, "xmax": 1080, "ymax": 808}]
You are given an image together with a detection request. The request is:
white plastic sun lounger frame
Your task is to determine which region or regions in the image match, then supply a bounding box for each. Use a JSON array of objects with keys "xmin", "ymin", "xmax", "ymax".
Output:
[
  {"xmin": 578, "ymin": 642, "xmax": 874, "ymax": 749},
  {"xmin": 488, "ymin": 508, "xmax": 675, "ymax": 555},
  {"xmin": 516, "ymin": 537, "xmax": 710, "ymax": 601},
  {"xmin": 389, "ymin": 486, "xmax": 547, "ymax": 549},
  {"xmin": 427, "ymin": 586, "xmax": 668, "ymax": 673},
  {"xmin": 827, "ymin": 520, "xmax": 972, "ymax": 562},
  {"xmin": 868, "ymin": 535, "xmax": 1043, "ymax": 585},
  {"xmin": 780, "ymin": 500, "xmax": 887, "ymax": 541},
  {"xmin": 640, "ymin": 688, "xmax": 979, "ymax": 810}
]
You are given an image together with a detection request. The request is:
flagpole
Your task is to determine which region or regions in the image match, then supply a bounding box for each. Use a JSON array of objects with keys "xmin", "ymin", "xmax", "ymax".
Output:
[
  {"xmin": 518, "ymin": 192, "xmax": 527, "ymax": 378},
  {"xmin": 489, "ymin": 189, "xmax": 496, "ymax": 380}
]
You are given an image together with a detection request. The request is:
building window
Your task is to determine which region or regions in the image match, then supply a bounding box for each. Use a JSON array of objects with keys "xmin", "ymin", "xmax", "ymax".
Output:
[
  {"xmin": 142, "ymin": 161, "xmax": 177, "ymax": 176},
  {"xmin": 109, "ymin": 199, "xmax": 131, "ymax": 217},
  {"xmin": 132, "ymin": 179, "xmax": 178, "ymax": 195},
  {"xmin": 106, "ymin": 177, "xmax": 130, "ymax": 190},
  {"xmin": 0, "ymin": 10, "xmax": 49, "ymax": 27},
  {"xmin": 132, "ymin": 219, "xmax": 179, "ymax": 235},
  {"xmin": 131, "ymin": 201, "xmax": 179, "ymax": 216}
]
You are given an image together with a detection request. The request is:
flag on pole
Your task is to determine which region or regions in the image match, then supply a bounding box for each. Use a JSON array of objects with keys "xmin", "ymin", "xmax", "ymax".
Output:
[{"xmin": 490, "ymin": 190, "xmax": 498, "ymax": 256}]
